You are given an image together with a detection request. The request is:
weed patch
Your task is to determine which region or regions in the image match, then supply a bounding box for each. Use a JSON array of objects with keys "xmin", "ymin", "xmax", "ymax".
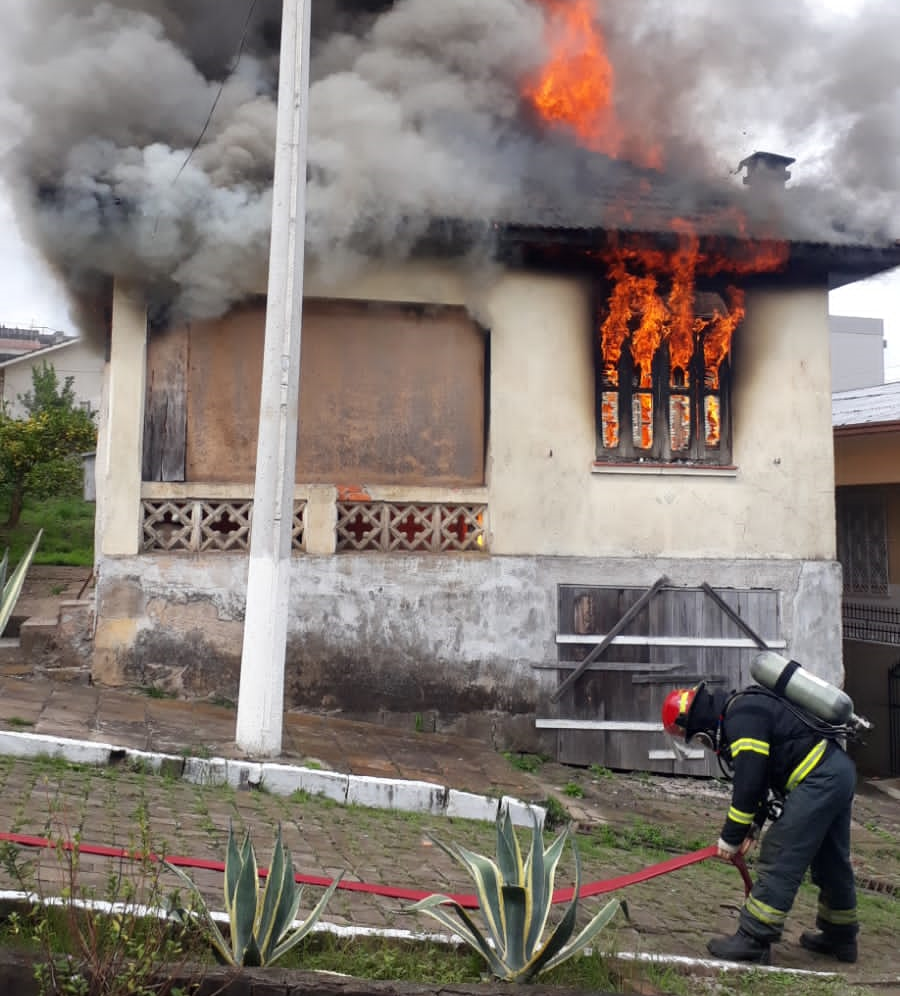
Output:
[
  {"xmin": 502, "ymin": 751, "xmax": 548, "ymax": 773},
  {"xmin": 3, "ymin": 717, "xmax": 35, "ymax": 729}
]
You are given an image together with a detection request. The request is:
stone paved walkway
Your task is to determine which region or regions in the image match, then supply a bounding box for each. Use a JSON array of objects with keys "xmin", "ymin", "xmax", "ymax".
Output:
[
  {"xmin": 0, "ymin": 674, "xmax": 897, "ymax": 988},
  {"xmin": 0, "ymin": 673, "xmax": 551, "ymax": 938},
  {"xmin": 0, "ymin": 675, "xmax": 540, "ymax": 799}
]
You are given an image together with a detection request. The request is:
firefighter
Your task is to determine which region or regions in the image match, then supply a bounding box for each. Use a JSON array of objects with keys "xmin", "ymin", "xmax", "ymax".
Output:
[{"xmin": 661, "ymin": 681, "xmax": 859, "ymax": 965}]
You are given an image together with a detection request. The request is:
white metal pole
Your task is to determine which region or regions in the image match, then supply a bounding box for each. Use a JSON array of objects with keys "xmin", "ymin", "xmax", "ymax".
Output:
[{"xmin": 235, "ymin": 0, "xmax": 311, "ymax": 755}]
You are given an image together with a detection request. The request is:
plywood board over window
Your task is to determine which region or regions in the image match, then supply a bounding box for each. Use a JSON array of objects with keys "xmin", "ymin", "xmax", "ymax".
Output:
[
  {"xmin": 296, "ymin": 300, "xmax": 486, "ymax": 486},
  {"xmin": 145, "ymin": 299, "xmax": 487, "ymax": 487}
]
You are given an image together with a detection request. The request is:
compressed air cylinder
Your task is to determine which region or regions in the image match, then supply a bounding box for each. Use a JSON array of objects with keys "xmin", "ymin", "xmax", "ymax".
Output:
[{"xmin": 750, "ymin": 651, "xmax": 854, "ymax": 725}]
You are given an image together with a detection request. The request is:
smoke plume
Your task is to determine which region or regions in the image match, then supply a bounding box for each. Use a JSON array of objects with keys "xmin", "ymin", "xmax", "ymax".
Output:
[{"xmin": 1, "ymin": 0, "xmax": 898, "ymax": 327}]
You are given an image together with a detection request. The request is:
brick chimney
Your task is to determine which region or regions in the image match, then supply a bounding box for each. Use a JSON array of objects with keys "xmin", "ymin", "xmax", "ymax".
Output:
[{"xmin": 738, "ymin": 151, "xmax": 796, "ymax": 189}]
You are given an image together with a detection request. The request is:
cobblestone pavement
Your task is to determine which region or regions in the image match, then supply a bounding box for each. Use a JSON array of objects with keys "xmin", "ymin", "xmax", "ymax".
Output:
[
  {"xmin": 0, "ymin": 673, "xmax": 549, "ymax": 938},
  {"xmin": 0, "ymin": 674, "xmax": 897, "ymax": 989}
]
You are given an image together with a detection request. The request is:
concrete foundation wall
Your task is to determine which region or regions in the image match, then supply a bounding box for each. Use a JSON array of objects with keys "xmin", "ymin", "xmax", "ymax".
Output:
[{"xmin": 93, "ymin": 553, "xmax": 843, "ymax": 746}]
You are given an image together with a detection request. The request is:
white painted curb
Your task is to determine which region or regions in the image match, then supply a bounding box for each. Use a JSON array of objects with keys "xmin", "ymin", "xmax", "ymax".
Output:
[{"xmin": 0, "ymin": 729, "xmax": 545, "ymax": 826}]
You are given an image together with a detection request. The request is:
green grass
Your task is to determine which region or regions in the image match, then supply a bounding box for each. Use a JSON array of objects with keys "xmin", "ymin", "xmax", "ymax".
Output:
[
  {"xmin": 2, "ymin": 717, "xmax": 35, "ymax": 729},
  {"xmin": 503, "ymin": 751, "xmax": 549, "ymax": 773},
  {"xmin": 0, "ymin": 495, "xmax": 95, "ymax": 567},
  {"xmin": 585, "ymin": 817, "xmax": 709, "ymax": 857},
  {"xmin": 138, "ymin": 686, "xmax": 176, "ymax": 700}
]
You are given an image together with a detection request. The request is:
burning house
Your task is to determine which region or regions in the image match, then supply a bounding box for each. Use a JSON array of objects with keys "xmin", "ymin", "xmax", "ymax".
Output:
[{"xmin": 6, "ymin": 0, "xmax": 900, "ymax": 769}]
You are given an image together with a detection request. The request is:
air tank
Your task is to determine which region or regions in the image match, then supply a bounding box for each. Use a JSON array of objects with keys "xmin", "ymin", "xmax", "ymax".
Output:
[{"xmin": 750, "ymin": 651, "xmax": 861, "ymax": 727}]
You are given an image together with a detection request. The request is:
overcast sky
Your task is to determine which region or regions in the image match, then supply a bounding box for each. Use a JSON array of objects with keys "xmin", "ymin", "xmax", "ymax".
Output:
[{"xmin": 0, "ymin": 0, "xmax": 897, "ymax": 379}]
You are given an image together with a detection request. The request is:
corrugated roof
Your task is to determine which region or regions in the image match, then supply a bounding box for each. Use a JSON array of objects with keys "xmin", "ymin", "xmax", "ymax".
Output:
[{"xmin": 833, "ymin": 381, "xmax": 900, "ymax": 428}]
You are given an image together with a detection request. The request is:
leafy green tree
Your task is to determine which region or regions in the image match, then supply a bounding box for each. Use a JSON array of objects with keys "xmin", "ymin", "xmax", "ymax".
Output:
[
  {"xmin": 18, "ymin": 361, "xmax": 83, "ymax": 416},
  {"xmin": 0, "ymin": 363, "xmax": 97, "ymax": 527}
]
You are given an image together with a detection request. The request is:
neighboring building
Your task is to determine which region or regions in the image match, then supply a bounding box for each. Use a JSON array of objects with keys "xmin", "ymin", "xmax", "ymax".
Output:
[
  {"xmin": 834, "ymin": 381, "xmax": 900, "ymax": 777},
  {"xmin": 88, "ymin": 152, "xmax": 900, "ymax": 772},
  {"xmin": 0, "ymin": 337, "xmax": 105, "ymax": 418},
  {"xmin": 0, "ymin": 326, "xmax": 70, "ymax": 364},
  {"xmin": 830, "ymin": 315, "xmax": 886, "ymax": 392}
]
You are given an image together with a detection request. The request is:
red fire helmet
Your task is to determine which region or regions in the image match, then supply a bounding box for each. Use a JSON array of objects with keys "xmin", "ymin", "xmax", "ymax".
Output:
[{"xmin": 661, "ymin": 687, "xmax": 697, "ymax": 738}]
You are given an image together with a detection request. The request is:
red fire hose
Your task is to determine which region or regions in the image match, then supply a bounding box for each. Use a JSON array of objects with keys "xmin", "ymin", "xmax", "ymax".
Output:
[{"xmin": 0, "ymin": 833, "xmax": 752, "ymax": 909}]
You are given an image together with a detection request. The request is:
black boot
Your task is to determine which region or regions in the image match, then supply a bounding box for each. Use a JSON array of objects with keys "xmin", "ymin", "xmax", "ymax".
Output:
[
  {"xmin": 800, "ymin": 930, "xmax": 858, "ymax": 964},
  {"xmin": 707, "ymin": 929, "xmax": 772, "ymax": 965}
]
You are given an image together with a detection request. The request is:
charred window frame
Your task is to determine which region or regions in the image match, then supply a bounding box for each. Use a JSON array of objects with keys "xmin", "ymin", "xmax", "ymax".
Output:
[
  {"xmin": 594, "ymin": 286, "xmax": 735, "ymax": 467},
  {"xmin": 836, "ymin": 488, "xmax": 889, "ymax": 596}
]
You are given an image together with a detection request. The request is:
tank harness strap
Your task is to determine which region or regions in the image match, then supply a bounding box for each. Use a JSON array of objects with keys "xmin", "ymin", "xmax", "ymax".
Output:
[{"xmin": 773, "ymin": 659, "xmax": 802, "ymax": 698}]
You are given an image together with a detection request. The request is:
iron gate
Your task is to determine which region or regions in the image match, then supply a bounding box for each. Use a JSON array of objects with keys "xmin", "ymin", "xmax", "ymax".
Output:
[{"xmin": 890, "ymin": 660, "xmax": 900, "ymax": 777}]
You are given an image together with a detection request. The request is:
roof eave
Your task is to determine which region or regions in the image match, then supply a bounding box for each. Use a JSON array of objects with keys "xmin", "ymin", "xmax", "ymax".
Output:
[{"xmin": 834, "ymin": 420, "xmax": 900, "ymax": 436}]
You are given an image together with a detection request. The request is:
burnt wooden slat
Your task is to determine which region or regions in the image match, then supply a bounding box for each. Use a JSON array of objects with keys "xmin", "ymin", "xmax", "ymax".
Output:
[{"xmin": 143, "ymin": 325, "xmax": 188, "ymax": 482}]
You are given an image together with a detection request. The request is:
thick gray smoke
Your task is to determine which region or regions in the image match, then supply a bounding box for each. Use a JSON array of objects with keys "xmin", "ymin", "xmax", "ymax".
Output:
[{"xmin": 2, "ymin": 0, "xmax": 899, "ymax": 326}]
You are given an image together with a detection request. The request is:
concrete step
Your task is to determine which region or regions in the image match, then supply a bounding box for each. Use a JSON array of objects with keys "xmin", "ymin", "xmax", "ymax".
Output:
[{"xmin": 18, "ymin": 617, "xmax": 59, "ymax": 658}]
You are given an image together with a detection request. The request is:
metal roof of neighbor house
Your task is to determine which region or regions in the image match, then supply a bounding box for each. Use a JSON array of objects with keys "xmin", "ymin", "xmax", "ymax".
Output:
[{"xmin": 833, "ymin": 380, "xmax": 900, "ymax": 429}]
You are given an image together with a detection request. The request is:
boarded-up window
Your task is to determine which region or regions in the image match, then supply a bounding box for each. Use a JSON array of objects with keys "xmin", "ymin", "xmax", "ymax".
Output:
[{"xmin": 145, "ymin": 299, "xmax": 487, "ymax": 487}]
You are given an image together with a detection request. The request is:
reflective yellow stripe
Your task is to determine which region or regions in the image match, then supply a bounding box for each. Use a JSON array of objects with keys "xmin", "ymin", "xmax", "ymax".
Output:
[
  {"xmin": 745, "ymin": 895, "xmax": 788, "ymax": 928},
  {"xmin": 818, "ymin": 902, "xmax": 858, "ymax": 926},
  {"xmin": 727, "ymin": 806, "xmax": 756, "ymax": 826},
  {"xmin": 731, "ymin": 737, "xmax": 770, "ymax": 758},
  {"xmin": 678, "ymin": 691, "xmax": 690, "ymax": 716},
  {"xmin": 787, "ymin": 739, "xmax": 827, "ymax": 791}
]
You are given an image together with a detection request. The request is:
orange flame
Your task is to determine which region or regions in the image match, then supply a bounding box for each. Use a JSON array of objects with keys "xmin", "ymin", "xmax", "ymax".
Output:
[
  {"xmin": 669, "ymin": 395, "xmax": 691, "ymax": 451},
  {"xmin": 705, "ymin": 395, "xmax": 721, "ymax": 448},
  {"xmin": 600, "ymin": 262, "xmax": 668, "ymax": 387},
  {"xmin": 527, "ymin": 0, "xmax": 661, "ymax": 169},
  {"xmin": 598, "ymin": 225, "xmax": 787, "ymax": 412},
  {"xmin": 666, "ymin": 221, "xmax": 701, "ymax": 388},
  {"xmin": 601, "ymin": 391, "xmax": 619, "ymax": 448},
  {"xmin": 595, "ymin": 227, "xmax": 789, "ymax": 456},
  {"xmin": 633, "ymin": 393, "xmax": 654, "ymax": 449},
  {"xmin": 704, "ymin": 287, "xmax": 745, "ymax": 391}
]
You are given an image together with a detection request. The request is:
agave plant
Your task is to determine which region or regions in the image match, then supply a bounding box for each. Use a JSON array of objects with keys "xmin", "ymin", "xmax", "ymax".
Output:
[
  {"xmin": 166, "ymin": 823, "xmax": 342, "ymax": 967},
  {"xmin": 406, "ymin": 808, "xmax": 625, "ymax": 983},
  {"xmin": 0, "ymin": 529, "xmax": 43, "ymax": 638}
]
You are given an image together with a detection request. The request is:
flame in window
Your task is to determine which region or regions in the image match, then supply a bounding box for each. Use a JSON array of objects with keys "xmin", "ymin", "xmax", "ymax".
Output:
[
  {"xmin": 632, "ymin": 392, "xmax": 654, "ymax": 450},
  {"xmin": 601, "ymin": 391, "xmax": 620, "ymax": 448},
  {"xmin": 705, "ymin": 396, "xmax": 722, "ymax": 448},
  {"xmin": 597, "ymin": 226, "xmax": 786, "ymax": 422},
  {"xmin": 704, "ymin": 287, "xmax": 745, "ymax": 391}
]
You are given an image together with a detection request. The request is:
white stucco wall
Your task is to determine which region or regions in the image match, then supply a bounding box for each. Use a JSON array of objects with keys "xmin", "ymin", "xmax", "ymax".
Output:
[{"xmin": 307, "ymin": 263, "xmax": 835, "ymax": 562}]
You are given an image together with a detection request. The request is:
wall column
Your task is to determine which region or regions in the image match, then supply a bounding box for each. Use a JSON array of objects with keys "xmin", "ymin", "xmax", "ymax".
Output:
[{"xmin": 98, "ymin": 281, "xmax": 147, "ymax": 557}]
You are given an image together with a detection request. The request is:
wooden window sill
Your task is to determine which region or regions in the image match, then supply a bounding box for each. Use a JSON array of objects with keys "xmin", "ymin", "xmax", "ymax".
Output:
[{"xmin": 592, "ymin": 462, "xmax": 738, "ymax": 478}]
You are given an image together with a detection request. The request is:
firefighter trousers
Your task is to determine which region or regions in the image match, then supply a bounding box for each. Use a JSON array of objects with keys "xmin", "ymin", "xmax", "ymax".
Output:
[{"xmin": 739, "ymin": 745, "xmax": 858, "ymax": 944}]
